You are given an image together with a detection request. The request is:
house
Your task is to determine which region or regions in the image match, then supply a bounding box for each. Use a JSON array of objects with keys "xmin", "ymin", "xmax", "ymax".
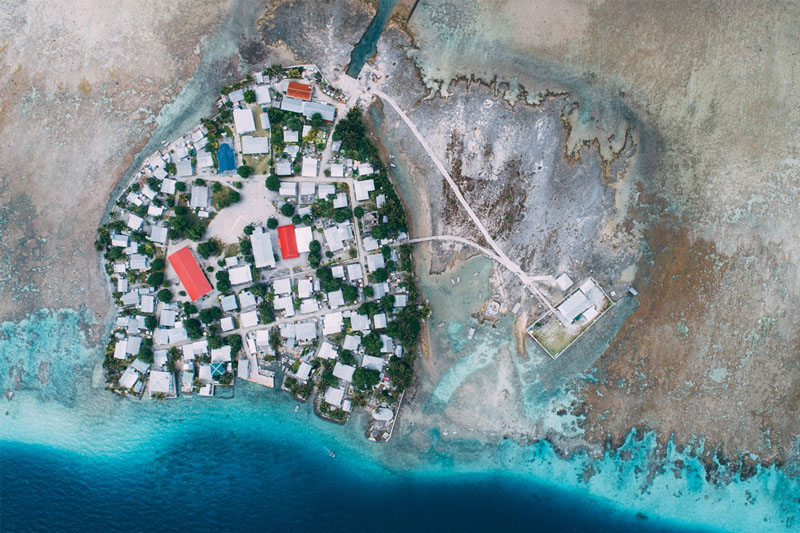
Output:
[
  {"xmin": 276, "ymin": 161, "xmax": 293, "ymax": 176},
  {"xmin": 358, "ymin": 163, "xmax": 373, "ymax": 176},
  {"xmin": 295, "ymin": 321, "xmax": 317, "ymax": 342},
  {"xmin": 301, "ymin": 100, "xmax": 335, "ymax": 122},
  {"xmin": 296, "ymin": 361, "xmax": 312, "ymax": 381},
  {"xmin": 380, "ymin": 334, "xmax": 394, "ymax": 353},
  {"xmin": 279, "ymin": 181, "xmax": 297, "ymax": 197},
  {"xmin": 322, "ymin": 311, "xmax": 343, "ymax": 335},
  {"xmin": 362, "ymin": 236, "xmax": 379, "ymax": 252},
  {"xmin": 251, "ymin": 228, "xmax": 276, "ymax": 269},
  {"xmin": 255, "ymin": 85, "xmax": 271, "ymax": 105},
  {"xmin": 277, "ymin": 225, "xmax": 299, "ymax": 260},
  {"xmin": 373, "ymin": 313, "xmax": 387, "ymax": 329},
  {"xmin": 343, "ymin": 335, "xmax": 360, "ymax": 351},
  {"xmin": 327, "ymin": 290, "xmax": 344, "ymax": 309},
  {"xmin": 286, "ymin": 81, "xmax": 312, "ymax": 101},
  {"xmin": 233, "ymin": 108, "xmax": 256, "ymax": 135},
  {"xmin": 395, "ymin": 294, "xmax": 408, "ymax": 308},
  {"xmin": 329, "ymin": 163, "xmax": 344, "ymax": 178},
  {"xmin": 237, "ymin": 359, "xmax": 250, "ymax": 380},
  {"xmin": 228, "ymin": 88, "xmax": 245, "ymax": 103},
  {"xmin": 318, "ymin": 183, "xmax": 336, "ymax": 198},
  {"xmin": 121, "ymin": 291, "xmax": 140, "ymax": 307},
  {"xmin": 299, "ymin": 299, "xmax": 319, "ymax": 314},
  {"xmin": 556, "ymin": 273, "xmax": 573, "ymax": 291},
  {"xmin": 274, "ymin": 295, "xmax": 295, "ymax": 317},
  {"xmin": 119, "ymin": 366, "xmax": 139, "ymax": 390},
  {"xmin": 229, "ymin": 265, "xmax": 253, "ymax": 285},
  {"xmin": 129, "ymin": 254, "xmax": 148, "ymax": 271},
  {"xmin": 147, "ymin": 205, "xmax": 163, "ymax": 217},
  {"xmin": 281, "ymin": 96, "xmax": 306, "ymax": 114},
  {"xmin": 240, "ymin": 310, "xmax": 259, "ymax": 328},
  {"xmin": 350, "ymin": 313, "xmax": 370, "ymax": 332},
  {"xmin": 284, "ymin": 129, "xmax": 300, "ymax": 143},
  {"xmin": 190, "ymin": 185, "xmax": 209, "ymax": 209},
  {"xmin": 211, "ymin": 346, "xmax": 232, "ymax": 362},
  {"xmin": 297, "ymin": 278, "xmax": 313, "ymax": 299},
  {"xmin": 333, "ymin": 193, "xmax": 348, "ymax": 209},
  {"xmin": 295, "ymin": 226, "xmax": 313, "ymax": 254},
  {"xmin": 152, "ymin": 166, "xmax": 168, "ymax": 180},
  {"xmin": 241, "ymin": 135, "xmax": 270, "ymax": 155},
  {"xmin": 259, "ymin": 112, "xmax": 271, "ymax": 130},
  {"xmin": 301, "ymin": 157, "xmax": 318, "ymax": 177},
  {"xmin": 273, "ymin": 278, "xmax": 292, "ymax": 295},
  {"xmin": 302, "ymin": 125, "xmax": 312, "ymax": 138},
  {"xmin": 331, "ymin": 265, "xmax": 345, "ymax": 279},
  {"xmin": 130, "ymin": 358, "xmax": 150, "ymax": 374},
  {"xmin": 239, "ymin": 290, "xmax": 257, "ymax": 309},
  {"xmin": 196, "ymin": 149, "xmax": 214, "ymax": 168},
  {"xmin": 149, "ymin": 371, "xmax": 173, "ymax": 395},
  {"xmin": 114, "ymin": 339, "xmax": 128, "ymax": 359},
  {"xmin": 127, "ymin": 192, "xmax": 143, "ymax": 206},
  {"xmin": 117, "ymin": 278, "xmax": 128, "ymax": 293},
  {"xmin": 149, "ymin": 225, "xmax": 168, "ymax": 245},
  {"xmin": 111, "ymin": 233, "xmax": 129, "ymax": 248},
  {"xmin": 175, "ymin": 159, "xmax": 193, "ymax": 177},
  {"xmin": 347, "ymin": 263, "xmax": 363, "ymax": 282},
  {"xmin": 160, "ymin": 309, "xmax": 176, "ymax": 327},
  {"xmin": 366, "ymin": 253, "xmax": 385, "ymax": 272},
  {"xmin": 323, "ymin": 226, "xmax": 345, "ymax": 252},
  {"xmin": 127, "ymin": 213, "xmax": 144, "ymax": 230},
  {"xmin": 354, "ymin": 179, "xmax": 375, "ymax": 201},
  {"xmin": 299, "ymin": 182, "xmax": 315, "ymax": 198},
  {"xmin": 333, "ymin": 362, "xmax": 355, "ymax": 382},
  {"xmin": 168, "ymin": 247, "xmax": 212, "ymax": 301},
  {"xmin": 317, "ymin": 341, "xmax": 337, "ymax": 360},
  {"xmin": 220, "ymin": 316, "xmax": 234, "ymax": 332},
  {"xmin": 324, "ymin": 386, "xmax": 345, "ymax": 408},
  {"xmin": 221, "ymin": 294, "xmax": 238, "ymax": 312}
]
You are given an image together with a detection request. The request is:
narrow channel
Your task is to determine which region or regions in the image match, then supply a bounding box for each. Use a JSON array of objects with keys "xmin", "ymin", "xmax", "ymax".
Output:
[{"xmin": 346, "ymin": 0, "xmax": 399, "ymax": 78}]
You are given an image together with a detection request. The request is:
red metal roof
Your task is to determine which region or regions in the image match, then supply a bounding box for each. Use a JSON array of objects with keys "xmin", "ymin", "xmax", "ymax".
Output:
[
  {"xmin": 286, "ymin": 81, "xmax": 312, "ymax": 101},
  {"xmin": 168, "ymin": 246, "xmax": 212, "ymax": 301},
  {"xmin": 277, "ymin": 225, "xmax": 299, "ymax": 260}
]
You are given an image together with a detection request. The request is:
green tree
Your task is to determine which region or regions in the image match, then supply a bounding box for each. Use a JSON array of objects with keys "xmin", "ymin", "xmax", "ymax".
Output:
[
  {"xmin": 243, "ymin": 89, "xmax": 256, "ymax": 103},
  {"xmin": 310, "ymin": 112, "xmax": 324, "ymax": 129},
  {"xmin": 341, "ymin": 284, "xmax": 358, "ymax": 303},
  {"xmin": 352, "ymin": 367, "xmax": 380, "ymax": 390},
  {"xmin": 280, "ymin": 203, "xmax": 295, "ymax": 217},
  {"xmin": 373, "ymin": 268, "xmax": 389, "ymax": 283},
  {"xmin": 353, "ymin": 206, "xmax": 365, "ymax": 218},
  {"xmin": 199, "ymin": 306, "xmax": 222, "ymax": 324},
  {"xmin": 157, "ymin": 288, "xmax": 172, "ymax": 302},
  {"xmin": 182, "ymin": 302, "xmax": 198, "ymax": 315},
  {"xmin": 386, "ymin": 355, "xmax": 413, "ymax": 391},
  {"xmin": 185, "ymin": 318, "xmax": 204, "ymax": 340},
  {"xmin": 340, "ymin": 350, "xmax": 357, "ymax": 366},
  {"xmin": 144, "ymin": 315, "xmax": 157, "ymax": 330},
  {"xmin": 267, "ymin": 217, "xmax": 279, "ymax": 229},
  {"xmin": 165, "ymin": 162, "xmax": 177, "ymax": 175},
  {"xmin": 265, "ymin": 174, "xmax": 280, "ymax": 191},
  {"xmin": 147, "ymin": 272, "xmax": 164, "ymax": 287},
  {"xmin": 197, "ymin": 240, "xmax": 221, "ymax": 259},
  {"xmin": 288, "ymin": 117, "xmax": 303, "ymax": 131},
  {"xmin": 237, "ymin": 165, "xmax": 254, "ymax": 178},
  {"xmin": 381, "ymin": 294, "xmax": 395, "ymax": 312},
  {"xmin": 362, "ymin": 331, "xmax": 382, "ymax": 356},
  {"xmin": 215, "ymin": 271, "xmax": 231, "ymax": 293}
]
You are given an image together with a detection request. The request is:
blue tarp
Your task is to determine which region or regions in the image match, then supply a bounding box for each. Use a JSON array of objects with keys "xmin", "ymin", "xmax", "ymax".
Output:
[{"xmin": 216, "ymin": 143, "xmax": 236, "ymax": 173}]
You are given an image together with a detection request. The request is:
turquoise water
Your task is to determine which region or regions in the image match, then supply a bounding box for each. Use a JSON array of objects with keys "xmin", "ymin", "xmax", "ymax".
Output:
[{"xmin": 346, "ymin": 0, "xmax": 398, "ymax": 78}]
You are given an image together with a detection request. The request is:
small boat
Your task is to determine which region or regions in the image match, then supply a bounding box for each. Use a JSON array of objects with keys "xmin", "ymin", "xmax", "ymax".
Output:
[
  {"xmin": 294, "ymin": 405, "xmax": 299, "ymax": 413},
  {"xmin": 390, "ymin": 163, "xmax": 397, "ymax": 168},
  {"xmin": 389, "ymin": 154, "xmax": 395, "ymax": 159},
  {"xmin": 467, "ymin": 327, "xmax": 475, "ymax": 340},
  {"xmin": 325, "ymin": 447, "xmax": 336, "ymax": 458},
  {"xmin": 438, "ymin": 322, "xmax": 445, "ymax": 328}
]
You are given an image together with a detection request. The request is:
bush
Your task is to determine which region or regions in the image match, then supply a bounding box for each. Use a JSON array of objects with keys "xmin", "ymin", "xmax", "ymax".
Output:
[
  {"xmin": 353, "ymin": 367, "xmax": 380, "ymax": 390},
  {"xmin": 175, "ymin": 181, "xmax": 186, "ymax": 192},
  {"xmin": 362, "ymin": 331, "xmax": 382, "ymax": 356},
  {"xmin": 309, "ymin": 240, "xmax": 321, "ymax": 253},
  {"xmin": 165, "ymin": 162, "xmax": 177, "ymax": 175},
  {"xmin": 243, "ymin": 89, "xmax": 256, "ymax": 103},
  {"xmin": 237, "ymin": 165, "xmax": 254, "ymax": 178},
  {"xmin": 342, "ymin": 284, "xmax": 358, "ymax": 303},
  {"xmin": 353, "ymin": 206, "xmax": 365, "ymax": 218},
  {"xmin": 185, "ymin": 318, "xmax": 204, "ymax": 340},
  {"xmin": 144, "ymin": 315, "xmax": 158, "ymax": 330},
  {"xmin": 240, "ymin": 239, "xmax": 252, "ymax": 255},
  {"xmin": 243, "ymin": 225, "xmax": 254, "ymax": 236},
  {"xmin": 363, "ymin": 285, "xmax": 374, "ymax": 298},
  {"xmin": 215, "ymin": 271, "xmax": 231, "ymax": 293},
  {"xmin": 280, "ymin": 203, "xmax": 295, "ymax": 217},
  {"xmin": 288, "ymin": 117, "xmax": 303, "ymax": 131},
  {"xmin": 267, "ymin": 217, "xmax": 278, "ymax": 230},
  {"xmin": 197, "ymin": 240, "xmax": 221, "ymax": 259},
  {"xmin": 182, "ymin": 302, "xmax": 197, "ymax": 315},
  {"xmin": 373, "ymin": 268, "xmax": 389, "ymax": 283},
  {"xmin": 157, "ymin": 288, "xmax": 172, "ymax": 302}
]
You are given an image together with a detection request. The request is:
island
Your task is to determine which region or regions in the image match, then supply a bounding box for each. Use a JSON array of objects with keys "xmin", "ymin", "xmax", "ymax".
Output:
[{"xmin": 95, "ymin": 65, "xmax": 428, "ymax": 441}]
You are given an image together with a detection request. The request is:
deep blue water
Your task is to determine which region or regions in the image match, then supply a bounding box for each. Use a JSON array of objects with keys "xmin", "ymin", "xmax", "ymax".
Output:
[
  {"xmin": 346, "ymin": 0, "xmax": 398, "ymax": 78},
  {"xmin": 1, "ymin": 438, "xmax": 692, "ymax": 533}
]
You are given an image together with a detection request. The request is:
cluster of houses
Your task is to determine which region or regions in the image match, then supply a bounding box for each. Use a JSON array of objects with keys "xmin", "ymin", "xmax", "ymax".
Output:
[{"xmin": 98, "ymin": 67, "xmax": 418, "ymax": 435}]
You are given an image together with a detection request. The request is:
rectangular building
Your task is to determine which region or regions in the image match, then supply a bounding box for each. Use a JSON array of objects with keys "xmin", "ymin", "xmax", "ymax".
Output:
[{"xmin": 168, "ymin": 247, "xmax": 212, "ymax": 301}]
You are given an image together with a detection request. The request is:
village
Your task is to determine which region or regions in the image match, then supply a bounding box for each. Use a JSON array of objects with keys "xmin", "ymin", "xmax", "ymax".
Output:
[{"xmin": 95, "ymin": 65, "xmax": 426, "ymax": 441}]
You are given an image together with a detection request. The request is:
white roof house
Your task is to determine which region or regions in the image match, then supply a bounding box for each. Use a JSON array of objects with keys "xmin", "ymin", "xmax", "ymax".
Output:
[
  {"xmin": 347, "ymin": 263, "xmax": 363, "ymax": 282},
  {"xmin": 357, "ymin": 163, "xmax": 373, "ymax": 176},
  {"xmin": 323, "ymin": 226, "xmax": 345, "ymax": 252},
  {"xmin": 117, "ymin": 278, "xmax": 128, "ymax": 293},
  {"xmin": 343, "ymin": 334, "xmax": 360, "ymax": 351},
  {"xmin": 175, "ymin": 159, "xmax": 193, "ymax": 177},
  {"xmin": 229, "ymin": 265, "xmax": 253, "ymax": 285},
  {"xmin": 240, "ymin": 310, "xmax": 259, "ymax": 328},
  {"xmin": 152, "ymin": 166, "xmax": 168, "ymax": 180},
  {"xmin": 228, "ymin": 89, "xmax": 245, "ymax": 103},
  {"xmin": 281, "ymin": 96, "xmax": 305, "ymax": 114},
  {"xmin": 366, "ymin": 253, "xmax": 385, "ymax": 272},
  {"xmin": 354, "ymin": 179, "xmax": 375, "ymax": 201},
  {"xmin": 127, "ymin": 213, "xmax": 144, "ymax": 230},
  {"xmin": 255, "ymin": 85, "xmax": 271, "ymax": 104},
  {"xmin": 119, "ymin": 367, "xmax": 139, "ymax": 390},
  {"xmin": 196, "ymin": 149, "xmax": 214, "ymax": 168},
  {"xmin": 295, "ymin": 226, "xmax": 313, "ymax": 254},
  {"xmin": 301, "ymin": 101, "xmax": 336, "ymax": 122},
  {"xmin": 114, "ymin": 339, "xmax": 128, "ymax": 359},
  {"xmin": 373, "ymin": 313, "xmax": 388, "ymax": 330},
  {"xmin": 259, "ymin": 112, "xmax": 271, "ymax": 130},
  {"xmin": 150, "ymin": 225, "xmax": 168, "ymax": 245},
  {"xmin": 296, "ymin": 362, "xmax": 312, "ymax": 381},
  {"xmin": 276, "ymin": 161, "xmax": 293, "ymax": 176},
  {"xmin": 299, "ymin": 182, "xmax": 315, "ymax": 198},
  {"xmin": 301, "ymin": 157, "xmax": 318, "ymax": 177},
  {"xmin": 327, "ymin": 290, "xmax": 345, "ymax": 308},
  {"xmin": 239, "ymin": 291, "xmax": 257, "ymax": 309},
  {"xmin": 324, "ymin": 386, "xmax": 345, "ymax": 408},
  {"xmin": 251, "ymin": 229, "xmax": 276, "ymax": 269},
  {"xmin": 329, "ymin": 163, "xmax": 344, "ymax": 177},
  {"xmin": 295, "ymin": 321, "xmax": 317, "ymax": 342},
  {"xmin": 297, "ymin": 278, "xmax": 313, "ymax": 299},
  {"xmin": 190, "ymin": 185, "xmax": 209, "ymax": 209},
  {"xmin": 241, "ymin": 135, "xmax": 270, "ymax": 155},
  {"xmin": 147, "ymin": 205, "xmax": 163, "ymax": 217},
  {"xmin": 220, "ymin": 316, "xmax": 235, "ymax": 332},
  {"xmin": 350, "ymin": 313, "xmax": 370, "ymax": 332},
  {"xmin": 160, "ymin": 178, "xmax": 176, "ymax": 194},
  {"xmin": 129, "ymin": 254, "xmax": 148, "ymax": 271},
  {"xmin": 111, "ymin": 234, "xmax": 129, "ymax": 248},
  {"xmin": 318, "ymin": 184, "xmax": 336, "ymax": 198},
  {"xmin": 557, "ymin": 291, "xmax": 592, "ymax": 324},
  {"xmin": 322, "ymin": 312, "xmax": 343, "ymax": 335},
  {"xmin": 317, "ymin": 341, "xmax": 337, "ymax": 360},
  {"xmin": 279, "ymin": 182, "xmax": 297, "ymax": 196},
  {"xmin": 160, "ymin": 309, "xmax": 176, "ymax": 327},
  {"xmin": 331, "ymin": 265, "xmax": 345, "ymax": 279},
  {"xmin": 149, "ymin": 371, "xmax": 173, "ymax": 394},
  {"xmin": 362, "ymin": 237, "xmax": 379, "ymax": 252},
  {"xmin": 361, "ymin": 354, "xmax": 385, "ymax": 371},
  {"xmin": 284, "ymin": 129, "xmax": 299, "ymax": 143},
  {"xmin": 211, "ymin": 346, "xmax": 232, "ymax": 362},
  {"xmin": 274, "ymin": 295, "xmax": 295, "ymax": 317},
  {"xmin": 333, "ymin": 362, "xmax": 355, "ymax": 383},
  {"xmin": 221, "ymin": 294, "xmax": 238, "ymax": 312},
  {"xmin": 233, "ymin": 108, "xmax": 256, "ymax": 135},
  {"xmin": 333, "ymin": 192, "xmax": 348, "ymax": 209},
  {"xmin": 273, "ymin": 278, "xmax": 292, "ymax": 295},
  {"xmin": 300, "ymin": 299, "xmax": 319, "ymax": 314},
  {"xmin": 556, "ymin": 273, "xmax": 574, "ymax": 291}
]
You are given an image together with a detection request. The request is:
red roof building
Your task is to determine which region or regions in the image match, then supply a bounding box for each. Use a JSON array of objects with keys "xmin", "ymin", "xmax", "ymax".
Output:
[
  {"xmin": 286, "ymin": 81, "xmax": 312, "ymax": 101},
  {"xmin": 277, "ymin": 225, "xmax": 299, "ymax": 260},
  {"xmin": 168, "ymin": 246, "xmax": 212, "ymax": 301}
]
